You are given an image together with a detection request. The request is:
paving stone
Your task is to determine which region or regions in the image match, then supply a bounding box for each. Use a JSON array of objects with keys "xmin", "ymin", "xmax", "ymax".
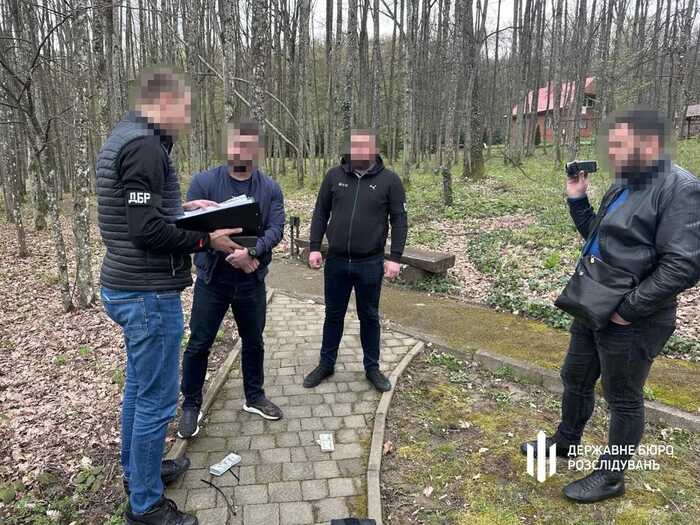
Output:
[
  {"xmin": 282, "ymin": 461, "xmax": 315, "ymax": 481},
  {"xmin": 186, "ymin": 488, "xmax": 217, "ymax": 510},
  {"xmin": 244, "ymin": 503, "xmax": 280, "ymax": 525},
  {"xmin": 233, "ymin": 483, "xmax": 268, "ymax": 505},
  {"xmin": 314, "ymin": 497, "xmax": 350, "ymax": 522},
  {"xmin": 261, "ymin": 447, "xmax": 292, "ymax": 464},
  {"xmin": 301, "ymin": 479, "xmax": 329, "ymax": 501},
  {"xmin": 279, "ymin": 501, "xmax": 314, "ymax": 525},
  {"xmin": 328, "ymin": 477, "xmax": 359, "ymax": 497},
  {"xmin": 313, "ymin": 460, "xmax": 341, "ymax": 479},
  {"xmin": 269, "ymin": 480, "xmax": 302, "ymax": 502},
  {"xmin": 256, "ymin": 463, "xmax": 284, "ymax": 483}
]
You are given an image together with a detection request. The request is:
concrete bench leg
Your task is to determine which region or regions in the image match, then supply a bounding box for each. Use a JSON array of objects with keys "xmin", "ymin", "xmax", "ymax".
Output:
[{"xmin": 400, "ymin": 267, "xmax": 446, "ymax": 284}]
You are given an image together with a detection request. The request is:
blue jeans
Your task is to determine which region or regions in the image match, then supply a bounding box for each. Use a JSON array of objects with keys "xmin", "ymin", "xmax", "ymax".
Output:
[
  {"xmin": 182, "ymin": 277, "xmax": 267, "ymax": 408},
  {"xmin": 101, "ymin": 287, "xmax": 184, "ymax": 515},
  {"xmin": 320, "ymin": 254, "xmax": 384, "ymax": 371}
]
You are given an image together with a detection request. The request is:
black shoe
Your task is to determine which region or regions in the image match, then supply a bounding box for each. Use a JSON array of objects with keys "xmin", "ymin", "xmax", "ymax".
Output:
[
  {"xmin": 366, "ymin": 369, "xmax": 391, "ymax": 392},
  {"xmin": 243, "ymin": 397, "xmax": 284, "ymax": 420},
  {"xmin": 563, "ymin": 470, "xmax": 625, "ymax": 503},
  {"xmin": 123, "ymin": 456, "xmax": 191, "ymax": 494},
  {"xmin": 177, "ymin": 407, "xmax": 202, "ymax": 439},
  {"xmin": 303, "ymin": 365, "xmax": 334, "ymax": 388},
  {"xmin": 124, "ymin": 497, "xmax": 198, "ymax": 525},
  {"xmin": 519, "ymin": 436, "xmax": 577, "ymax": 459}
]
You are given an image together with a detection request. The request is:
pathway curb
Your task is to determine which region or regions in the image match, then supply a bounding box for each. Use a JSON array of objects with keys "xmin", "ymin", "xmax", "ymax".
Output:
[
  {"xmin": 383, "ymin": 319, "xmax": 700, "ymax": 433},
  {"xmin": 166, "ymin": 288, "xmax": 276, "ymax": 461},
  {"xmin": 366, "ymin": 341, "xmax": 425, "ymax": 525}
]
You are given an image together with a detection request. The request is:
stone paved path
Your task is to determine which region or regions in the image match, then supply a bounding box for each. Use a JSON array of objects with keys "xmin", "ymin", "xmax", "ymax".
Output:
[{"xmin": 166, "ymin": 291, "xmax": 418, "ymax": 525}]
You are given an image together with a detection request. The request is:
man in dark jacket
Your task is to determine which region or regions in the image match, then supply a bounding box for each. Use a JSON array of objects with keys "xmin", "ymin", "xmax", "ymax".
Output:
[
  {"xmin": 177, "ymin": 121, "xmax": 286, "ymax": 439},
  {"xmin": 303, "ymin": 130, "xmax": 408, "ymax": 392},
  {"xmin": 521, "ymin": 109, "xmax": 700, "ymax": 503},
  {"xmin": 97, "ymin": 69, "xmax": 240, "ymax": 525}
]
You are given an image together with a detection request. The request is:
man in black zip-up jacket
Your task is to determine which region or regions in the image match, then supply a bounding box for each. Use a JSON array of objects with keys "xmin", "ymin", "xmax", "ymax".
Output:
[
  {"xmin": 97, "ymin": 69, "xmax": 240, "ymax": 525},
  {"xmin": 304, "ymin": 130, "xmax": 408, "ymax": 392}
]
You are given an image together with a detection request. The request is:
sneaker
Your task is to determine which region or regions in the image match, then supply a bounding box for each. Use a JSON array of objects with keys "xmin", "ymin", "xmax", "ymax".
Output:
[
  {"xmin": 123, "ymin": 457, "xmax": 191, "ymax": 494},
  {"xmin": 243, "ymin": 397, "xmax": 284, "ymax": 420},
  {"xmin": 563, "ymin": 469, "xmax": 625, "ymax": 503},
  {"xmin": 177, "ymin": 408, "xmax": 202, "ymax": 439},
  {"xmin": 303, "ymin": 365, "xmax": 334, "ymax": 388},
  {"xmin": 519, "ymin": 436, "xmax": 577, "ymax": 459},
  {"xmin": 366, "ymin": 369, "xmax": 391, "ymax": 392},
  {"xmin": 124, "ymin": 497, "xmax": 198, "ymax": 525}
]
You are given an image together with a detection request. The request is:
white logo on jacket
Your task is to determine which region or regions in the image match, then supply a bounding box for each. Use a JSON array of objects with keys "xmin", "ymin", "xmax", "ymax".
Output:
[
  {"xmin": 338, "ymin": 182, "xmax": 349, "ymax": 188},
  {"xmin": 369, "ymin": 184, "xmax": 376, "ymax": 191}
]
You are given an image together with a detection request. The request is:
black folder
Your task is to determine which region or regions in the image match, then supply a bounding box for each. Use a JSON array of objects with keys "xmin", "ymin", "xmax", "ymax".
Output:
[{"xmin": 175, "ymin": 198, "xmax": 263, "ymax": 248}]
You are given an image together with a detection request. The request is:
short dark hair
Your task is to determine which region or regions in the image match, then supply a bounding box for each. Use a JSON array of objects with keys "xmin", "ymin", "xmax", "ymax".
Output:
[
  {"xmin": 234, "ymin": 120, "xmax": 260, "ymax": 136},
  {"xmin": 610, "ymin": 108, "xmax": 669, "ymax": 147},
  {"xmin": 136, "ymin": 67, "xmax": 187, "ymax": 104}
]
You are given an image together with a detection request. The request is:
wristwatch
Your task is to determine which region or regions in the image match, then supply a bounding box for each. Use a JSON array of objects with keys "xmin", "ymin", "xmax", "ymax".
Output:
[{"xmin": 248, "ymin": 247, "xmax": 258, "ymax": 259}]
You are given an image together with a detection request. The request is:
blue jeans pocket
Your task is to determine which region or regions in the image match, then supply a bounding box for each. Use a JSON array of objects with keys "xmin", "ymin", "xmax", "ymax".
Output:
[{"xmin": 101, "ymin": 288, "xmax": 148, "ymax": 339}]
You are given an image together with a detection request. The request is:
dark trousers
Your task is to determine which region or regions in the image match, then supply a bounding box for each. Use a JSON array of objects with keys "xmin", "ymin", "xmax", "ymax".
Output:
[
  {"xmin": 555, "ymin": 312, "xmax": 676, "ymax": 473},
  {"xmin": 320, "ymin": 254, "xmax": 384, "ymax": 371},
  {"xmin": 181, "ymin": 277, "xmax": 267, "ymax": 408}
]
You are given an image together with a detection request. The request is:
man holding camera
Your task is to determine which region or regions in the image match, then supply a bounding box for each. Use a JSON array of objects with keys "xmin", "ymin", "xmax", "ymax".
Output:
[
  {"xmin": 177, "ymin": 121, "xmax": 286, "ymax": 440},
  {"xmin": 521, "ymin": 109, "xmax": 700, "ymax": 503},
  {"xmin": 303, "ymin": 130, "xmax": 408, "ymax": 392},
  {"xmin": 98, "ymin": 69, "xmax": 240, "ymax": 525}
]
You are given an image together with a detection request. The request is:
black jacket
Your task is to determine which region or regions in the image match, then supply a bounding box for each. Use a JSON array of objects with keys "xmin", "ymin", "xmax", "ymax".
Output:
[
  {"xmin": 568, "ymin": 161, "xmax": 700, "ymax": 322},
  {"xmin": 96, "ymin": 111, "xmax": 208, "ymax": 291},
  {"xmin": 310, "ymin": 155, "xmax": 408, "ymax": 262}
]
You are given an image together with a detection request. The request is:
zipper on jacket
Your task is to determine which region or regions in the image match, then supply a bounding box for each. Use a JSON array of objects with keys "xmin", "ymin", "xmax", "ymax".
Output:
[
  {"xmin": 170, "ymin": 254, "xmax": 175, "ymax": 276},
  {"xmin": 347, "ymin": 173, "xmax": 362, "ymax": 262}
]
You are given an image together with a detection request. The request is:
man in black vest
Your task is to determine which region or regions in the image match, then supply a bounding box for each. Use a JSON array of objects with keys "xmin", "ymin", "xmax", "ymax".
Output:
[
  {"xmin": 97, "ymin": 68, "xmax": 240, "ymax": 525},
  {"xmin": 520, "ymin": 109, "xmax": 700, "ymax": 503}
]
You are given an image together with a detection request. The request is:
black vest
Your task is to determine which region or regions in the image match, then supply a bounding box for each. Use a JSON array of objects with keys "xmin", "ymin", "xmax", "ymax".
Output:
[{"xmin": 96, "ymin": 112, "xmax": 192, "ymax": 291}]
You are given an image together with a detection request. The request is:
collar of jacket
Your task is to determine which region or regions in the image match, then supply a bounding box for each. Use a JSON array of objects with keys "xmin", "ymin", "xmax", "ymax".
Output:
[
  {"xmin": 340, "ymin": 154, "xmax": 385, "ymax": 176},
  {"xmin": 124, "ymin": 110, "xmax": 174, "ymax": 150}
]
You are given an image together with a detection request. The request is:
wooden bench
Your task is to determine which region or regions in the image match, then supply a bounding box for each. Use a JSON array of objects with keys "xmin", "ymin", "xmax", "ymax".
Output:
[{"xmin": 293, "ymin": 237, "xmax": 455, "ymax": 283}]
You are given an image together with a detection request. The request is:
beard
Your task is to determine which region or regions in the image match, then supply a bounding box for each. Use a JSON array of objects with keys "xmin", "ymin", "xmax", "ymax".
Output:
[
  {"xmin": 228, "ymin": 159, "xmax": 254, "ymax": 173},
  {"xmin": 350, "ymin": 157, "xmax": 372, "ymax": 171}
]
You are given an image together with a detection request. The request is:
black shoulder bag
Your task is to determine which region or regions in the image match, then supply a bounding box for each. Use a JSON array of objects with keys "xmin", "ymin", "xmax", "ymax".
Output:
[{"xmin": 555, "ymin": 188, "xmax": 638, "ymax": 330}]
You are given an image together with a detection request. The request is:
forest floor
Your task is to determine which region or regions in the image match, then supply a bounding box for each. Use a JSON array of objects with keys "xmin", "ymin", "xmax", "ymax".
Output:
[
  {"xmin": 276, "ymin": 139, "xmax": 700, "ymax": 360},
  {"xmin": 381, "ymin": 348, "xmax": 700, "ymax": 525},
  {"xmin": 0, "ymin": 219, "xmax": 236, "ymax": 523}
]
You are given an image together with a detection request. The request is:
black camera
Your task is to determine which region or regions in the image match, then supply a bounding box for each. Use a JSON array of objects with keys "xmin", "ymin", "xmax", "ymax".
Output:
[{"xmin": 565, "ymin": 160, "xmax": 598, "ymax": 177}]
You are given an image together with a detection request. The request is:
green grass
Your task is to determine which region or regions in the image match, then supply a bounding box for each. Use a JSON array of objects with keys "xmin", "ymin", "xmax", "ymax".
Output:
[{"xmin": 383, "ymin": 350, "xmax": 700, "ymax": 525}]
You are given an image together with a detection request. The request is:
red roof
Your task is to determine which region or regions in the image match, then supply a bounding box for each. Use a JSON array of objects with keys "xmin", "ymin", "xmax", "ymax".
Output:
[{"xmin": 512, "ymin": 77, "xmax": 596, "ymax": 116}]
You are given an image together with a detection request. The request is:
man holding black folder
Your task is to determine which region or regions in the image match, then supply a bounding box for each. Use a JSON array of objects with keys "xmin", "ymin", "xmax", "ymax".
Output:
[{"xmin": 178, "ymin": 121, "xmax": 286, "ymax": 439}]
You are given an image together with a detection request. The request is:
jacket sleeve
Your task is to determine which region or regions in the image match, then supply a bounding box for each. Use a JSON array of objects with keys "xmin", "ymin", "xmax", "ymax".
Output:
[
  {"xmin": 388, "ymin": 173, "xmax": 408, "ymax": 262},
  {"xmin": 617, "ymin": 179, "xmax": 700, "ymax": 322},
  {"xmin": 121, "ymin": 137, "xmax": 209, "ymax": 254},
  {"xmin": 567, "ymin": 194, "xmax": 596, "ymax": 240},
  {"xmin": 255, "ymin": 181, "xmax": 286, "ymax": 255},
  {"xmin": 309, "ymin": 170, "xmax": 334, "ymax": 252}
]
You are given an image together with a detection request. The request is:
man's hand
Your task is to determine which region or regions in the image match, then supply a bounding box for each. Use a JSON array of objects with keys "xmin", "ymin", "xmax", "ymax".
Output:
[
  {"xmin": 384, "ymin": 260, "xmax": 401, "ymax": 280},
  {"xmin": 566, "ymin": 170, "xmax": 589, "ymax": 199},
  {"xmin": 226, "ymin": 249, "xmax": 260, "ymax": 273},
  {"xmin": 183, "ymin": 199, "xmax": 219, "ymax": 211},
  {"xmin": 610, "ymin": 312, "xmax": 631, "ymax": 325},
  {"xmin": 209, "ymin": 228, "xmax": 243, "ymax": 254},
  {"xmin": 308, "ymin": 251, "xmax": 323, "ymax": 270}
]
